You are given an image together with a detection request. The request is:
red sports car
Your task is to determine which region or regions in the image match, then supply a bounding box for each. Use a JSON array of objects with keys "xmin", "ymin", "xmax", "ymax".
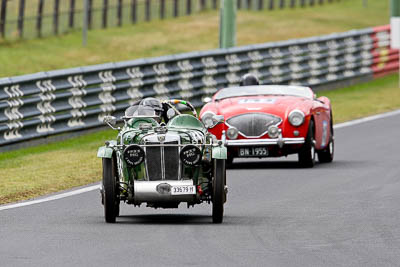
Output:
[{"xmin": 199, "ymin": 85, "xmax": 334, "ymax": 167}]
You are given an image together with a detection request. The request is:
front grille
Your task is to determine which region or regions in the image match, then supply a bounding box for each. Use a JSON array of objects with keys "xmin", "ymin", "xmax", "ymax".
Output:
[
  {"xmin": 145, "ymin": 143, "xmax": 162, "ymax": 181},
  {"xmin": 144, "ymin": 140, "xmax": 180, "ymax": 181},
  {"xmin": 226, "ymin": 113, "xmax": 282, "ymax": 137},
  {"xmin": 164, "ymin": 142, "xmax": 180, "ymax": 180}
]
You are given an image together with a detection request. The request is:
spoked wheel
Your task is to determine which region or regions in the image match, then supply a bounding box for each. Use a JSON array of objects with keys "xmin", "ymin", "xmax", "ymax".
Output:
[
  {"xmin": 102, "ymin": 157, "xmax": 120, "ymax": 223},
  {"xmin": 318, "ymin": 122, "xmax": 334, "ymax": 163},
  {"xmin": 212, "ymin": 159, "xmax": 226, "ymax": 223},
  {"xmin": 298, "ymin": 120, "xmax": 316, "ymax": 168}
]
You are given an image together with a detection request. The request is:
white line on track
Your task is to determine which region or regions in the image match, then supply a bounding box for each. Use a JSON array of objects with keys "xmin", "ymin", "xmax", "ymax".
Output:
[
  {"xmin": 1, "ymin": 108, "xmax": 400, "ymax": 211},
  {"xmin": 0, "ymin": 184, "xmax": 100, "ymax": 211},
  {"xmin": 334, "ymin": 109, "xmax": 400, "ymax": 129}
]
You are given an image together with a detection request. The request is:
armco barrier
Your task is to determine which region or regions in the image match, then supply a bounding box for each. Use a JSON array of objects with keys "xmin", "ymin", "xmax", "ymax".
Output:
[
  {"xmin": 371, "ymin": 25, "xmax": 399, "ymax": 78},
  {"xmin": 0, "ymin": 25, "xmax": 397, "ymax": 146}
]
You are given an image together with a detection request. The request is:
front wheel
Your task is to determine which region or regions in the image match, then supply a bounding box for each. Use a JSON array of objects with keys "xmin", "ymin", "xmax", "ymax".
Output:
[
  {"xmin": 102, "ymin": 157, "xmax": 120, "ymax": 223},
  {"xmin": 212, "ymin": 159, "xmax": 226, "ymax": 224},
  {"xmin": 226, "ymin": 156, "xmax": 234, "ymax": 169},
  {"xmin": 298, "ymin": 120, "xmax": 316, "ymax": 168}
]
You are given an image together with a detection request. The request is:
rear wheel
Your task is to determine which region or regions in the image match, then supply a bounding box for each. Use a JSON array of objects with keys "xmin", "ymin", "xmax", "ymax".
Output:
[
  {"xmin": 318, "ymin": 122, "xmax": 334, "ymax": 163},
  {"xmin": 298, "ymin": 120, "xmax": 316, "ymax": 168},
  {"xmin": 102, "ymin": 157, "xmax": 120, "ymax": 223},
  {"xmin": 212, "ymin": 159, "xmax": 226, "ymax": 224}
]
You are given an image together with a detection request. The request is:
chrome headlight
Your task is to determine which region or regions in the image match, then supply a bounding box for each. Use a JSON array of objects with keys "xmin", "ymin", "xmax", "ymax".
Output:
[
  {"xmin": 226, "ymin": 127, "xmax": 238, "ymax": 139},
  {"xmin": 288, "ymin": 110, "xmax": 305, "ymax": 127},
  {"xmin": 201, "ymin": 112, "xmax": 224, "ymax": 129},
  {"xmin": 268, "ymin": 125, "xmax": 280, "ymax": 138}
]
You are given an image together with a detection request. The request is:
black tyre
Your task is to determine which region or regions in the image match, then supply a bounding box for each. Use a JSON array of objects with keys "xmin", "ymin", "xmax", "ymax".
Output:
[
  {"xmin": 102, "ymin": 157, "xmax": 120, "ymax": 223},
  {"xmin": 212, "ymin": 159, "xmax": 226, "ymax": 224},
  {"xmin": 226, "ymin": 156, "xmax": 234, "ymax": 168},
  {"xmin": 298, "ymin": 120, "xmax": 316, "ymax": 168},
  {"xmin": 318, "ymin": 121, "xmax": 334, "ymax": 163}
]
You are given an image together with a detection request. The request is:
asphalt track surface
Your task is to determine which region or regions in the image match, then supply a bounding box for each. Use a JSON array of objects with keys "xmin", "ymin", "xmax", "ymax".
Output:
[{"xmin": 1, "ymin": 111, "xmax": 400, "ymax": 267}]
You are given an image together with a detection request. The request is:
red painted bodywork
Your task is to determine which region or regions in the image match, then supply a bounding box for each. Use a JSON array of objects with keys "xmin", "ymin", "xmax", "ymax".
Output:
[{"xmin": 200, "ymin": 86, "xmax": 333, "ymax": 158}]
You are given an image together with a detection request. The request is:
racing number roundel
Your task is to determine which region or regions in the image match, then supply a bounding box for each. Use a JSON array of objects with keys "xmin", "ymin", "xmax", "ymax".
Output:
[
  {"xmin": 124, "ymin": 145, "xmax": 145, "ymax": 167},
  {"xmin": 180, "ymin": 145, "xmax": 201, "ymax": 166}
]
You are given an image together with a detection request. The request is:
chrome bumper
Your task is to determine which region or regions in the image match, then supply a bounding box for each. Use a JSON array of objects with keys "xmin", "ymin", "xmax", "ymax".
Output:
[
  {"xmin": 225, "ymin": 137, "xmax": 305, "ymax": 148},
  {"xmin": 133, "ymin": 180, "xmax": 196, "ymax": 203}
]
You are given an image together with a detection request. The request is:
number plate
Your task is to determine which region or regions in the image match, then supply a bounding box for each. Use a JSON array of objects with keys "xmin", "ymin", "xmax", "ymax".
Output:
[
  {"xmin": 170, "ymin": 185, "xmax": 196, "ymax": 195},
  {"xmin": 239, "ymin": 147, "xmax": 268, "ymax": 157}
]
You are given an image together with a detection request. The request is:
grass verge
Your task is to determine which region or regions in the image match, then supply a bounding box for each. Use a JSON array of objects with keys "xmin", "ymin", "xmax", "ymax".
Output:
[
  {"xmin": 1, "ymin": 74, "xmax": 400, "ymax": 205},
  {"xmin": 318, "ymin": 75, "xmax": 400, "ymax": 123}
]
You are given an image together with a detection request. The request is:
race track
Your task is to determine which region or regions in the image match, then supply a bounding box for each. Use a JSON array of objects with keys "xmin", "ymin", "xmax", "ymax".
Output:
[{"xmin": 1, "ymin": 111, "xmax": 400, "ymax": 267}]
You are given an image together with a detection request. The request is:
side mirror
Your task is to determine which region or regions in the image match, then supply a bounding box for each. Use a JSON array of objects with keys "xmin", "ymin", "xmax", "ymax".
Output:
[
  {"xmin": 103, "ymin": 115, "xmax": 120, "ymax": 130},
  {"xmin": 103, "ymin": 115, "xmax": 117, "ymax": 126}
]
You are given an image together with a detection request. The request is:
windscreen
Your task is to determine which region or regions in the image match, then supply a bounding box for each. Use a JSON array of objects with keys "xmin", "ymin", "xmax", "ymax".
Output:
[
  {"xmin": 215, "ymin": 85, "xmax": 314, "ymax": 100},
  {"xmin": 124, "ymin": 99, "xmax": 159, "ymax": 118}
]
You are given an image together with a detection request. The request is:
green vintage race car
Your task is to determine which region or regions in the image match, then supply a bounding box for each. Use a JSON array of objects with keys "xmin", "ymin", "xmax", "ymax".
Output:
[{"xmin": 97, "ymin": 98, "xmax": 228, "ymax": 223}]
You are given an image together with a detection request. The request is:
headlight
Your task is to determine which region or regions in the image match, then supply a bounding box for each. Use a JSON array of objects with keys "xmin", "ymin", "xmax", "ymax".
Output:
[
  {"xmin": 226, "ymin": 127, "xmax": 238, "ymax": 139},
  {"xmin": 124, "ymin": 145, "xmax": 145, "ymax": 167},
  {"xmin": 288, "ymin": 110, "xmax": 305, "ymax": 127},
  {"xmin": 201, "ymin": 112, "xmax": 224, "ymax": 129},
  {"xmin": 180, "ymin": 145, "xmax": 202, "ymax": 166},
  {"xmin": 202, "ymin": 113, "xmax": 215, "ymax": 128},
  {"xmin": 268, "ymin": 125, "xmax": 280, "ymax": 138}
]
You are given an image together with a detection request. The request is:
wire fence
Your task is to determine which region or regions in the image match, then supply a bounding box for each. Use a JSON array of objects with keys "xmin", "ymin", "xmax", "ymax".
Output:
[{"xmin": 0, "ymin": 0, "xmax": 340, "ymax": 40}]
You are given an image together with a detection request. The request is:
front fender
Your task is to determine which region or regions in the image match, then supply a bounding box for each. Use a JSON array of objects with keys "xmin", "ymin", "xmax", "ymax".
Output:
[
  {"xmin": 97, "ymin": 146, "xmax": 114, "ymax": 158},
  {"xmin": 212, "ymin": 146, "xmax": 227, "ymax": 159}
]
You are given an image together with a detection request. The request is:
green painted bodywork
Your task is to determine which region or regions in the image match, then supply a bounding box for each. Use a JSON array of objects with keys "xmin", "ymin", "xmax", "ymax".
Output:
[{"xmin": 98, "ymin": 112, "xmax": 226, "ymax": 196}]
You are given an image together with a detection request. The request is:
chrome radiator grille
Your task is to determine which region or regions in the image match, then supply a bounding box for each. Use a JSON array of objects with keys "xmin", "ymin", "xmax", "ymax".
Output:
[
  {"xmin": 226, "ymin": 113, "xmax": 282, "ymax": 138},
  {"xmin": 144, "ymin": 140, "xmax": 180, "ymax": 181},
  {"xmin": 164, "ymin": 143, "xmax": 180, "ymax": 180}
]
